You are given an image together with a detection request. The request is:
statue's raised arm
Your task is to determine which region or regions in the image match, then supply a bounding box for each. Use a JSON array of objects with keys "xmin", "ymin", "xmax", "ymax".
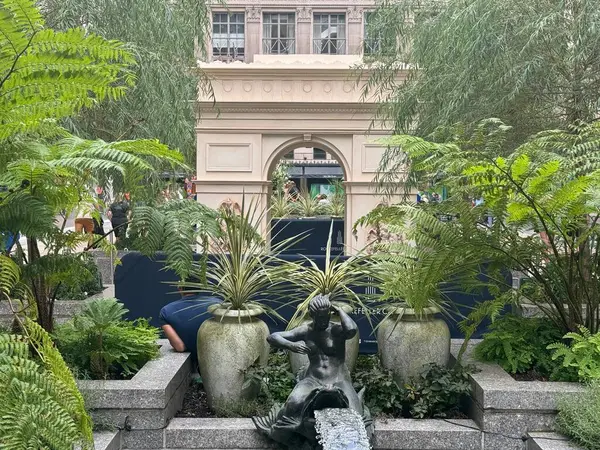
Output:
[{"xmin": 331, "ymin": 303, "xmax": 358, "ymax": 340}]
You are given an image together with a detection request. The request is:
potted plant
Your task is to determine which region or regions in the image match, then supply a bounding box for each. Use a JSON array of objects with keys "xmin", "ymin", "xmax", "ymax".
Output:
[
  {"xmin": 286, "ymin": 222, "xmax": 370, "ymax": 373},
  {"xmin": 181, "ymin": 198, "xmax": 295, "ymax": 409},
  {"xmin": 296, "ymin": 190, "xmax": 320, "ymax": 219},
  {"xmin": 270, "ymin": 191, "xmax": 291, "ymax": 219},
  {"xmin": 371, "ymin": 256, "xmax": 452, "ymax": 385}
]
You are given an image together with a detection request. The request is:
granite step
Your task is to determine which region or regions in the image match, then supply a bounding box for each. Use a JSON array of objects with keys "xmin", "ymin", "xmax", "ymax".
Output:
[{"xmin": 162, "ymin": 417, "xmax": 482, "ymax": 450}]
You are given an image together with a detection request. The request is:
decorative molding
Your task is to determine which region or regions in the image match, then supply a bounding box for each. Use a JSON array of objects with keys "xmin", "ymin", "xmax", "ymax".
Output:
[
  {"xmin": 296, "ymin": 7, "xmax": 312, "ymax": 22},
  {"xmin": 246, "ymin": 6, "xmax": 261, "ymax": 22},
  {"xmin": 206, "ymin": 143, "xmax": 253, "ymax": 172},
  {"xmin": 348, "ymin": 6, "xmax": 364, "ymax": 23},
  {"xmin": 197, "ymin": 106, "xmax": 375, "ymax": 114},
  {"xmin": 361, "ymin": 143, "xmax": 386, "ymax": 173},
  {"xmin": 210, "ymin": 0, "xmax": 376, "ymax": 6}
]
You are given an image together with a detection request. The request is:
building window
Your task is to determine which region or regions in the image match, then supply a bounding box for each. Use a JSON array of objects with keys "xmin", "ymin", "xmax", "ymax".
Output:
[
  {"xmin": 313, "ymin": 148, "xmax": 327, "ymax": 160},
  {"xmin": 212, "ymin": 12, "xmax": 245, "ymax": 61},
  {"xmin": 363, "ymin": 12, "xmax": 381, "ymax": 55},
  {"xmin": 263, "ymin": 13, "xmax": 295, "ymax": 54},
  {"xmin": 313, "ymin": 13, "xmax": 346, "ymax": 54}
]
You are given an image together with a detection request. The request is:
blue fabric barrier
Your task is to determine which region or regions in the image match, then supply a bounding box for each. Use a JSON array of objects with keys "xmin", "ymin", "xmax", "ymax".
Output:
[
  {"xmin": 271, "ymin": 219, "xmax": 344, "ymax": 256},
  {"xmin": 114, "ymin": 252, "xmax": 506, "ymax": 354}
]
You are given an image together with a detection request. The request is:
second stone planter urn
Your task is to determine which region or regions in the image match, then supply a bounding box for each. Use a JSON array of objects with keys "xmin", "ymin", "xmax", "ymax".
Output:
[
  {"xmin": 197, "ymin": 304, "xmax": 270, "ymax": 409},
  {"xmin": 377, "ymin": 306, "xmax": 450, "ymax": 384},
  {"xmin": 289, "ymin": 302, "xmax": 359, "ymax": 375}
]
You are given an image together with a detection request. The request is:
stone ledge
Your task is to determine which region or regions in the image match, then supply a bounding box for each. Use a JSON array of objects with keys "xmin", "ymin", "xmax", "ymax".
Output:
[
  {"xmin": 93, "ymin": 431, "xmax": 121, "ymax": 450},
  {"xmin": 373, "ymin": 418, "xmax": 481, "ymax": 449},
  {"xmin": 164, "ymin": 417, "xmax": 482, "ymax": 450},
  {"xmin": 451, "ymin": 344, "xmax": 583, "ymax": 413},
  {"xmin": 527, "ymin": 432, "xmax": 582, "ymax": 450},
  {"xmin": 451, "ymin": 341, "xmax": 584, "ymax": 450},
  {"xmin": 79, "ymin": 340, "xmax": 192, "ymax": 434},
  {"xmin": 79, "ymin": 340, "xmax": 191, "ymax": 409},
  {"xmin": 0, "ymin": 285, "xmax": 114, "ymax": 326}
]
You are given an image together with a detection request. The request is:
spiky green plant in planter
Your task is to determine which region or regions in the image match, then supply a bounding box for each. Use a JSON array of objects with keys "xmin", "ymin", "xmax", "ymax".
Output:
[
  {"xmin": 177, "ymin": 197, "xmax": 300, "ymax": 409},
  {"xmin": 286, "ymin": 222, "xmax": 370, "ymax": 372},
  {"xmin": 270, "ymin": 192, "xmax": 292, "ymax": 219}
]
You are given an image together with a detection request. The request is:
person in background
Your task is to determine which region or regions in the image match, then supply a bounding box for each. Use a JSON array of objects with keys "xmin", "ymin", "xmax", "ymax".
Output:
[
  {"xmin": 159, "ymin": 291, "xmax": 220, "ymax": 367},
  {"xmin": 317, "ymin": 193, "xmax": 330, "ymax": 206},
  {"xmin": 107, "ymin": 194, "xmax": 130, "ymax": 241},
  {"xmin": 285, "ymin": 180, "xmax": 300, "ymax": 201}
]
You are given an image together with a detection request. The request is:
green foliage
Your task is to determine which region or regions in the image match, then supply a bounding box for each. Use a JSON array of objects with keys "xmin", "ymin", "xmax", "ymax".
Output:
[
  {"xmin": 270, "ymin": 192, "xmax": 292, "ymax": 219},
  {"xmin": 130, "ymin": 199, "xmax": 222, "ymax": 280},
  {"xmin": 53, "ymin": 254, "xmax": 103, "ymax": 301},
  {"xmin": 54, "ymin": 298, "xmax": 159, "ymax": 379},
  {"xmin": 403, "ymin": 363, "xmax": 474, "ymax": 419},
  {"xmin": 365, "ymin": 200, "xmax": 494, "ymax": 322},
  {"xmin": 0, "ymin": 318, "xmax": 93, "ymax": 449},
  {"xmin": 367, "ymin": 120, "xmax": 600, "ymax": 335},
  {"xmin": 352, "ymin": 355, "xmax": 403, "ymax": 416},
  {"xmin": 42, "ymin": 0, "xmax": 214, "ymax": 163},
  {"xmin": 271, "ymin": 161, "xmax": 290, "ymax": 194},
  {"xmin": 180, "ymin": 197, "xmax": 298, "ymax": 317},
  {"xmin": 1, "ymin": 0, "xmax": 195, "ymax": 331},
  {"xmin": 549, "ymin": 327, "xmax": 600, "ymax": 382},
  {"xmin": 288, "ymin": 222, "xmax": 370, "ymax": 328},
  {"xmin": 243, "ymin": 351, "xmax": 296, "ymax": 406},
  {"xmin": 0, "ymin": 0, "xmax": 134, "ymax": 140},
  {"xmin": 475, "ymin": 314, "xmax": 574, "ymax": 381},
  {"xmin": 556, "ymin": 381, "xmax": 600, "ymax": 450},
  {"xmin": 364, "ymin": 0, "xmax": 600, "ymax": 143},
  {"xmin": 296, "ymin": 190, "xmax": 321, "ymax": 217}
]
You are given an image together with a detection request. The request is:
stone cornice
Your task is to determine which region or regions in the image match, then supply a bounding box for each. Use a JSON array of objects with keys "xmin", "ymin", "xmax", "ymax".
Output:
[
  {"xmin": 195, "ymin": 101, "xmax": 378, "ymax": 114},
  {"xmin": 208, "ymin": 0, "xmax": 376, "ymax": 7}
]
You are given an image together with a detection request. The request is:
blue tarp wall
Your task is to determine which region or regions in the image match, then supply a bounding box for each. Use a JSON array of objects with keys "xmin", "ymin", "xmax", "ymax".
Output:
[{"xmin": 115, "ymin": 252, "xmax": 505, "ymax": 354}]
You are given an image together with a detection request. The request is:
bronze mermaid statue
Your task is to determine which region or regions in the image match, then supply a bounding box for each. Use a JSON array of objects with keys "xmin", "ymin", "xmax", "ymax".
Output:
[{"xmin": 252, "ymin": 294, "xmax": 373, "ymax": 448}]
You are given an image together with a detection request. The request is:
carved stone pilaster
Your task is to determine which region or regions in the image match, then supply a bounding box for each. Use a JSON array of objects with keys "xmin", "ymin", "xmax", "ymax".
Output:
[
  {"xmin": 297, "ymin": 7, "xmax": 312, "ymax": 22},
  {"xmin": 347, "ymin": 6, "xmax": 364, "ymax": 23},
  {"xmin": 246, "ymin": 6, "xmax": 261, "ymax": 23}
]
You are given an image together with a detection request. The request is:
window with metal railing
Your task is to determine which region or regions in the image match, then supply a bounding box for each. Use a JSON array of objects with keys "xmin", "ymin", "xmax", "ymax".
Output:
[
  {"xmin": 313, "ymin": 13, "xmax": 346, "ymax": 54},
  {"xmin": 263, "ymin": 13, "xmax": 295, "ymax": 54},
  {"xmin": 212, "ymin": 12, "xmax": 245, "ymax": 61},
  {"xmin": 363, "ymin": 11, "xmax": 381, "ymax": 55}
]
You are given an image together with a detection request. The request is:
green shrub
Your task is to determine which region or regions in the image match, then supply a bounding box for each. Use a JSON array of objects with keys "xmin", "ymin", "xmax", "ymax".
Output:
[
  {"xmin": 352, "ymin": 354, "xmax": 403, "ymax": 416},
  {"xmin": 54, "ymin": 298, "xmax": 159, "ymax": 379},
  {"xmin": 0, "ymin": 320, "xmax": 93, "ymax": 450},
  {"xmin": 403, "ymin": 363, "xmax": 475, "ymax": 419},
  {"xmin": 548, "ymin": 326, "xmax": 600, "ymax": 382},
  {"xmin": 556, "ymin": 382, "xmax": 600, "ymax": 450},
  {"xmin": 53, "ymin": 254, "xmax": 104, "ymax": 301},
  {"xmin": 475, "ymin": 314, "xmax": 574, "ymax": 380},
  {"xmin": 243, "ymin": 351, "xmax": 295, "ymax": 406}
]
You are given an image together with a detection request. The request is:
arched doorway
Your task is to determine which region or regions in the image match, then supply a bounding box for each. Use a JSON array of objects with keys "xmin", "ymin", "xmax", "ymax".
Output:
[
  {"xmin": 193, "ymin": 55, "xmax": 396, "ymax": 253},
  {"xmin": 265, "ymin": 136, "xmax": 349, "ymax": 255}
]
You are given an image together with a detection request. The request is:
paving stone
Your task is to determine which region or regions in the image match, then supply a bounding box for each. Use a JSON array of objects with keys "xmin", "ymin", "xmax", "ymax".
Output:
[
  {"xmin": 373, "ymin": 419, "xmax": 481, "ymax": 450},
  {"xmin": 527, "ymin": 432, "xmax": 583, "ymax": 450},
  {"xmin": 121, "ymin": 429, "xmax": 164, "ymax": 449},
  {"xmin": 93, "ymin": 431, "xmax": 121, "ymax": 450}
]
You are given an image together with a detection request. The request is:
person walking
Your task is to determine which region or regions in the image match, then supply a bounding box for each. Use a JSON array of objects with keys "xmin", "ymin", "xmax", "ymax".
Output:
[{"xmin": 107, "ymin": 194, "xmax": 130, "ymax": 241}]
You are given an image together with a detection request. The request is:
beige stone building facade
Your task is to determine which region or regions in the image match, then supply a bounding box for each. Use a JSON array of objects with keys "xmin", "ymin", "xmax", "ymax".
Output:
[{"xmin": 195, "ymin": 1, "xmax": 404, "ymax": 252}]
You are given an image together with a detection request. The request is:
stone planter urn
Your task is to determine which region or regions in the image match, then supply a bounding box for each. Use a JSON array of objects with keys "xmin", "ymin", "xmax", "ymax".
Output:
[
  {"xmin": 197, "ymin": 304, "xmax": 270, "ymax": 409},
  {"xmin": 377, "ymin": 306, "xmax": 450, "ymax": 384},
  {"xmin": 289, "ymin": 302, "xmax": 359, "ymax": 375}
]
